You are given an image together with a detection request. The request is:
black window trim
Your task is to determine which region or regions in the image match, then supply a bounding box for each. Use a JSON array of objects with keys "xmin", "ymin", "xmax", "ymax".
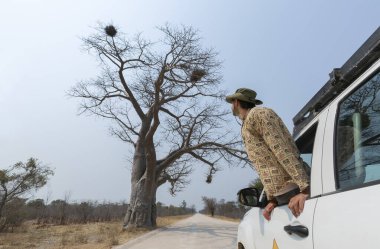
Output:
[{"xmin": 318, "ymin": 179, "xmax": 380, "ymax": 198}]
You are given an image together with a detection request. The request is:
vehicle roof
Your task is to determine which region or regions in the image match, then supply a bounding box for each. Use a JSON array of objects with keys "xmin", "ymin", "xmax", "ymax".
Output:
[{"xmin": 293, "ymin": 27, "xmax": 380, "ymax": 137}]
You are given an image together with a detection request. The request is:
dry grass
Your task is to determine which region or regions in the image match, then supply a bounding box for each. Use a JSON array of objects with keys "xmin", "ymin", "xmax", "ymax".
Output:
[
  {"xmin": 0, "ymin": 215, "xmax": 191, "ymax": 249},
  {"xmin": 156, "ymin": 215, "xmax": 191, "ymax": 227}
]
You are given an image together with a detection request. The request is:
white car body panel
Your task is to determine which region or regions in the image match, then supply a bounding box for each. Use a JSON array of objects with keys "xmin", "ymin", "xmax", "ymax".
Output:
[{"xmin": 313, "ymin": 185, "xmax": 380, "ymax": 249}]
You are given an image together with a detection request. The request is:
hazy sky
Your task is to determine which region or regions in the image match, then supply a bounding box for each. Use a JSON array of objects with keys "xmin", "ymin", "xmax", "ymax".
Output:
[{"xmin": 0, "ymin": 0, "xmax": 379, "ymax": 209}]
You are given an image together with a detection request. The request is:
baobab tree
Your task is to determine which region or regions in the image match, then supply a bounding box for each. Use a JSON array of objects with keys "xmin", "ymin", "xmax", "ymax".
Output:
[{"xmin": 69, "ymin": 24, "xmax": 248, "ymax": 229}]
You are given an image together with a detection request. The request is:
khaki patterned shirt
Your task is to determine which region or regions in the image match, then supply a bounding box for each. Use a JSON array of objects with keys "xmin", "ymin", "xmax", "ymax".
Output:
[{"xmin": 242, "ymin": 107, "xmax": 309, "ymax": 200}]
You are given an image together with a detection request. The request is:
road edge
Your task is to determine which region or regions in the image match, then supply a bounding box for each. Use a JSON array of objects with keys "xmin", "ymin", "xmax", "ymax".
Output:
[{"xmin": 112, "ymin": 214, "xmax": 196, "ymax": 249}]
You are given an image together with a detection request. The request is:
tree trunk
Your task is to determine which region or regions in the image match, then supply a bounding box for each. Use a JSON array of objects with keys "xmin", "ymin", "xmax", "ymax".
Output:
[
  {"xmin": 0, "ymin": 216, "xmax": 6, "ymax": 232},
  {"xmin": 123, "ymin": 178, "xmax": 157, "ymax": 229},
  {"xmin": 0, "ymin": 203, "xmax": 7, "ymax": 232},
  {"xmin": 123, "ymin": 141, "xmax": 158, "ymax": 229}
]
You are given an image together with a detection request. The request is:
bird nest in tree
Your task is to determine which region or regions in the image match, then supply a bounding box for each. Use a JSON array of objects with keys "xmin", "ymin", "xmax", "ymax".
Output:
[
  {"xmin": 190, "ymin": 69, "xmax": 206, "ymax": 82},
  {"xmin": 206, "ymin": 175, "xmax": 212, "ymax": 184},
  {"xmin": 105, "ymin": 25, "xmax": 117, "ymax": 37}
]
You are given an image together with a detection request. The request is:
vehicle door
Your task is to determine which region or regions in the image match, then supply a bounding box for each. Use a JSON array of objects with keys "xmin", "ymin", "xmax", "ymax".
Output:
[
  {"xmin": 253, "ymin": 110, "xmax": 327, "ymax": 249},
  {"xmin": 313, "ymin": 61, "xmax": 380, "ymax": 249}
]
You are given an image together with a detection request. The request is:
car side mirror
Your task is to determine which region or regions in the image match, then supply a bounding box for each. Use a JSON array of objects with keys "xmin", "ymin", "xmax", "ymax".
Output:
[{"xmin": 237, "ymin": 187, "xmax": 260, "ymax": 207}]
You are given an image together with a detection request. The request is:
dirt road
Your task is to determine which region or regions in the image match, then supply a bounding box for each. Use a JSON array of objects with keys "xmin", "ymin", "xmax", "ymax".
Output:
[{"xmin": 114, "ymin": 213, "xmax": 238, "ymax": 249}]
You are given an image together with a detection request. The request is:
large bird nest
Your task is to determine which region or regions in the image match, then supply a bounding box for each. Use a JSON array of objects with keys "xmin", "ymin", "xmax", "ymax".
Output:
[
  {"xmin": 105, "ymin": 25, "xmax": 117, "ymax": 37},
  {"xmin": 190, "ymin": 69, "xmax": 206, "ymax": 82}
]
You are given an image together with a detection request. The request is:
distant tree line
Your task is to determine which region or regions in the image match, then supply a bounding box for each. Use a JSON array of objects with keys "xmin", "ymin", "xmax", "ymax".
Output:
[
  {"xmin": 199, "ymin": 179, "xmax": 263, "ymax": 219},
  {"xmin": 157, "ymin": 200, "xmax": 196, "ymax": 217},
  {"xmin": 1, "ymin": 198, "xmax": 127, "ymax": 231},
  {"xmin": 1, "ymin": 197, "xmax": 196, "ymax": 233},
  {"xmin": 200, "ymin": 196, "xmax": 248, "ymax": 219}
]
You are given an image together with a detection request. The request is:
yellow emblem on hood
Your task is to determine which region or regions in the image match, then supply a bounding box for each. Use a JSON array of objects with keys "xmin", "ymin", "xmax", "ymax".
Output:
[{"xmin": 273, "ymin": 239, "xmax": 279, "ymax": 249}]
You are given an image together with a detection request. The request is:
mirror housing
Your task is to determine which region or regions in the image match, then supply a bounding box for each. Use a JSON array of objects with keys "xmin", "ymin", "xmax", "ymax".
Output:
[{"xmin": 237, "ymin": 187, "xmax": 261, "ymax": 207}]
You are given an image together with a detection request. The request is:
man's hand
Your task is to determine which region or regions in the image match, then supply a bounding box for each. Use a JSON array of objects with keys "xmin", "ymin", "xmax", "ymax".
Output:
[
  {"xmin": 288, "ymin": 193, "xmax": 308, "ymax": 217},
  {"xmin": 263, "ymin": 201, "xmax": 277, "ymax": 221}
]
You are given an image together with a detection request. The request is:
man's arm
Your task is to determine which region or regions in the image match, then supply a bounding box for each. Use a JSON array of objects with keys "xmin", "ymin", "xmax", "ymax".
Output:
[{"xmin": 259, "ymin": 108, "xmax": 309, "ymax": 192}]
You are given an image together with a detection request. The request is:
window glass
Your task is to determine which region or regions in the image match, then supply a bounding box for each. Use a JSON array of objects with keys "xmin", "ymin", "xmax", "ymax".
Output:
[
  {"xmin": 296, "ymin": 123, "xmax": 318, "ymax": 176},
  {"xmin": 336, "ymin": 71, "xmax": 380, "ymax": 189}
]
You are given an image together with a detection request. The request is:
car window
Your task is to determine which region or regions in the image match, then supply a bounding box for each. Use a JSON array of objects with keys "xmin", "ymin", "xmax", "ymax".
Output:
[
  {"xmin": 295, "ymin": 123, "xmax": 318, "ymax": 177},
  {"xmin": 335, "ymin": 70, "xmax": 380, "ymax": 189}
]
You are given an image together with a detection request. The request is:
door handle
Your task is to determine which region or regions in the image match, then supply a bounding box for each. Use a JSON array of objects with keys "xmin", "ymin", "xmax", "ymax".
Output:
[{"xmin": 284, "ymin": 225, "xmax": 309, "ymax": 238}]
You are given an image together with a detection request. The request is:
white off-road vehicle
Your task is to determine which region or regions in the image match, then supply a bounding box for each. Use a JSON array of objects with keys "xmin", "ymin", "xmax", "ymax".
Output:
[{"xmin": 237, "ymin": 27, "xmax": 380, "ymax": 249}]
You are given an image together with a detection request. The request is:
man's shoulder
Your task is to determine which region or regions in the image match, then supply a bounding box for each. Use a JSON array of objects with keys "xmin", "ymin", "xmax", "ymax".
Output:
[
  {"xmin": 249, "ymin": 106, "xmax": 276, "ymax": 116},
  {"xmin": 247, "ymin": 107, "xmax": 283, "ymax": 124}
]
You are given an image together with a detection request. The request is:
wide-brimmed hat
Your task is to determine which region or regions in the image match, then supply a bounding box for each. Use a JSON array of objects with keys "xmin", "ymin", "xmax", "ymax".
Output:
[{"xmin": 225, "ymin": 88, "xmax": 263, "ymax": 105}]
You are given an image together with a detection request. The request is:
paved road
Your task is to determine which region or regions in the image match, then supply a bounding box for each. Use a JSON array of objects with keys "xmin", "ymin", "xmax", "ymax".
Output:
[{"xmin": 114, "ymin": 214, "xmax": 238, "ymax": 249}]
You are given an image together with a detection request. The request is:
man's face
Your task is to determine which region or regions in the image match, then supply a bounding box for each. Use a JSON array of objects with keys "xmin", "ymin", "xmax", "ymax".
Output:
[{"xmin": 231, "ymin": 99, "xmax": 239, "ymax": 116}]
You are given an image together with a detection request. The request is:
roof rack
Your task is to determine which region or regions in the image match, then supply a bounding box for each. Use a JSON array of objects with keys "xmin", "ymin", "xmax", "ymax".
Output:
[{"xmin": 293, "ymin": 27, "xmax": 380, "ymax": 137}]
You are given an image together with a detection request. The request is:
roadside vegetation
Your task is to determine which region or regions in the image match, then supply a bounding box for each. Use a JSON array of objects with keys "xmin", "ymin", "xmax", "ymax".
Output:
[
  {"xmin": 0, "ymin": 215, "xmax": 191, "ymax": 249},
  {"xmin": 0, "ymin": 199, "xmax": 194, "ymax": 249},
  {"xmin": 0, "ymin": 158, "xmax": 196, "ymax": 248},
  {"xmin": 200, "ymin": 196, "xmax": 249, "ymax": 221}
]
